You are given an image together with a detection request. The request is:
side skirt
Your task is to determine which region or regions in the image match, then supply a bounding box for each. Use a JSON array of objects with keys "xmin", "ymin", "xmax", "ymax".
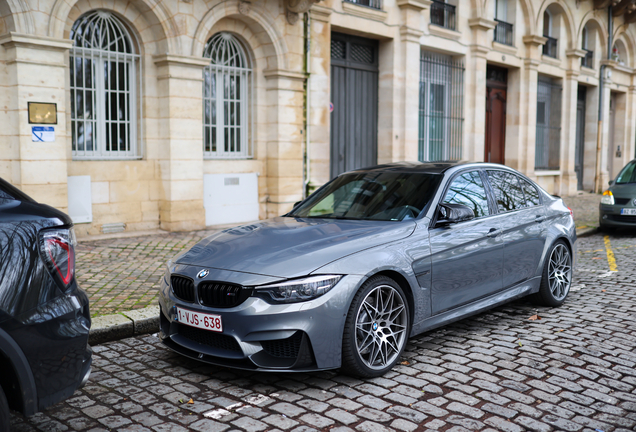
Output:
[{"xmin": 410, "ymin": 276, "xmax": 541, "ymax": 337}]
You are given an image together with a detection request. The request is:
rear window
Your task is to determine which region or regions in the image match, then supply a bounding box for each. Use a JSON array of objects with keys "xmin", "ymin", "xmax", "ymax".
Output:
[
  {"xmin": 0, "ymin": 177, "xmax": 36, "ymax": 203},
  {"xmin": 487, "ymin": 170, "xmax": 526, "ymax": 213}
]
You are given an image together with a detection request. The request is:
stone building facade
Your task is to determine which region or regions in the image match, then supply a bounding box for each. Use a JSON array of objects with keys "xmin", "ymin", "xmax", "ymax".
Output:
[{"xmin": 0, "ymin": 0, "xmax": 634, "ymax": 236}]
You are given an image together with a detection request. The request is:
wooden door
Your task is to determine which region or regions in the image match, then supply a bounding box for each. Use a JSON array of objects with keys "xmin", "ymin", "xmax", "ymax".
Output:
[{"xmin": 485, "ymin": 66, "xmax": 507, "ymax": 164}]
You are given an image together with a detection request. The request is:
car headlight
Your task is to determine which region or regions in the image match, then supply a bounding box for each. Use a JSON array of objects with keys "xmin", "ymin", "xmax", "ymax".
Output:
[
  {"xmin": 601, "ymin": 190, "xmax": 614, "ymax": 205},
  {"xmin": 254, "ymin": 275, "xmax": 342, "ymax": 303}
]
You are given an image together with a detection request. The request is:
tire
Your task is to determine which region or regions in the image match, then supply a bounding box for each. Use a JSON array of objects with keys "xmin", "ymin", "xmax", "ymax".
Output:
[
  {"xmin": 341, "ymin": 276, "xmax": 410, "ymax": 377},
  {"xmin": 0, "ymin": 386, "xmax": 9, "ymax": 432},
  {"xmin": 531, "ymin": 240, "xmax": 572, "ymax": 307}
]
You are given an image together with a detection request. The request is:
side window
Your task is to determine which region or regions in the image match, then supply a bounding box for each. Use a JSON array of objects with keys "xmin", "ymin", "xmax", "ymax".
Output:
[
  {"xmin": 487, "ymin": 170, "xmax": 526, "ymax": 212},
  {"xmin": 521, "ymin": 178, "xmax": 541, "ymax": 206},
  {"xmin": 443, "ymin": 171, "xmax": 490, "ymax": 218}
]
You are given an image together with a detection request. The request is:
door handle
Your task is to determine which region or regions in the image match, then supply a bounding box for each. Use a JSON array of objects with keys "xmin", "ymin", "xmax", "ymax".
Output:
[
  {"xmin": 535, "ymin": 215, "xmax": 545, "ymax": 223},
  {"xmin": 487, "ymin": 228, "xmax": 501, "ymax": 238}
]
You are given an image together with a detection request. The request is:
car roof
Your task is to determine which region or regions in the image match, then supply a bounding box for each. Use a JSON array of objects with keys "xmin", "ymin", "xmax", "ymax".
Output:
[{"xmin": 347, "ymin": 161, "xmax": 515, "ymax": 175}]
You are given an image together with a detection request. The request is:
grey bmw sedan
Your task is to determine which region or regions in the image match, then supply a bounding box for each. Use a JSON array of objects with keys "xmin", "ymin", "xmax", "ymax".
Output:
[{"xmin": 158, "ymin": 162, "xmax": 576, "ymax": 377}]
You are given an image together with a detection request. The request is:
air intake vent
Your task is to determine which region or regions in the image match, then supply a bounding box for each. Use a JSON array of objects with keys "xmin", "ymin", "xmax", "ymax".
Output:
[
  {"xmin": 198, "ymin": 282, "xmax": 251, "ymax": 308},
  {"xmin": 261, "ymin": 332, "xmax": 303, "ymax": 359},
  {"xmin": 178, "ymin": 324, "xmax": 241, "ymax": 352},
  {"xmin": 171, "ymin": 275, "xmax": 195, "ymax": 302}
]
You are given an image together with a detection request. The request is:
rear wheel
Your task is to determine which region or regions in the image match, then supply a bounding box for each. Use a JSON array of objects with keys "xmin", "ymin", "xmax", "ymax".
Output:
[
  {"xmin": 0, "ymin": 386, "xmax": 9, "ymax": 432},
  {"xmin": 341, "ymin": 276, "xmax": 410, "ymax": 377},
  {"xmin": 531, "ymin": 240, "xmax": 572, "ymax": 307}
]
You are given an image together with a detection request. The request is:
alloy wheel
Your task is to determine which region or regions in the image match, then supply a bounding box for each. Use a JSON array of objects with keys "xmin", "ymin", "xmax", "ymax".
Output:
[
  {"xmin": 354, "ymin": 284, "xmax": 408, "ymax": 370},
  {"xmin": 548, "ymin": 243, "xmax": 571, "ymax": 301}
]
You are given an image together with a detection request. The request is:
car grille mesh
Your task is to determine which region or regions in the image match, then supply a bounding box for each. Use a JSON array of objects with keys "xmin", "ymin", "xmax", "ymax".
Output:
[
  {"xmin": 177, "ymin": 324, "xmax": 241, "ymax": 352},
  {"xmin": 198, "ymin": 282, "xmax": 251, "ymax": 308},
  {"xmin": 607, "ymin": 215, "xmax": 636, "ymax": 223},
  {"xmin": 171, "ymin": 275, "xmax": 195, "ymax": 302},
  {"xmin": 261, "ymin": 332, "xmax": 303, "ymax": 359},
  {"xmin": 614, "ymin": 198, "xmax": 631, "ymax": 205}
]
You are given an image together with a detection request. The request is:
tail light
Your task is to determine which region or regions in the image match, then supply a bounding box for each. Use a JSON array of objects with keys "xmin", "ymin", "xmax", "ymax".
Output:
[
  {"xmin": 39, "ymin": 227, "xmax": 76, "ymax": 290},
  {"xmin": 567, "ymin": 207, "xmax": 573, "ymax": 217}
]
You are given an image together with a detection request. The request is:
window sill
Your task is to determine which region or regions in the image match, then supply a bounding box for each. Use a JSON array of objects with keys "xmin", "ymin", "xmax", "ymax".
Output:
[
  {"xmin": 492, "ymin": 41, "xmax": 517, "ymax": 56},
  {"xmin": 580, "ymin": 66, "xmax": 596, "ymax": 76},
  {"xmin": 203, "ymin": 156, "xmax": 254, "ymax": 161},
  {"xmin": 428, "ymin": 24, "xmax": 461, "ymax": 41},
  {"xmin": 534, "ymin": 170, "xmax": 560, "ymax": 176},
  {"xmin": 72, "ymin": 156, "xmax": 143, "ymax": 161},
  {"xmin": 342, "ymin": 1, "xmax": 388, "ymax": 22},
  {"xmin": 541, "ymin": 55, "xmax": 561, "ymax": 66}
]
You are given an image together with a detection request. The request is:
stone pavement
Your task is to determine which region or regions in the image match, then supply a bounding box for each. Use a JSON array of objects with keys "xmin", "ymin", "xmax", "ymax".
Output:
[
  {"xmin": 78, "ymin": 193, "xmax": 603, "ymax": 318},
  {"xmin": 76, "ymin": 229, "xmax": 220, "ymax": 317},
  {"xmin": 11, "ymin": 230, "xmax": 636, "ymax": 432}
]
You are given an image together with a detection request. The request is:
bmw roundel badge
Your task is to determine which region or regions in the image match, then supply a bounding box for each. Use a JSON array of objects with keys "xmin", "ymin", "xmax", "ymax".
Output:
[{"xmin": 197, "ymin": 269, "xmax": 209, "ymax": 279}]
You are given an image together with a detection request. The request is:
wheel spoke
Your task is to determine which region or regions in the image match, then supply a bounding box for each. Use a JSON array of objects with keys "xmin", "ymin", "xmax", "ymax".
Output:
[{"xmin": 354, "ymin": 284, "xmax": 408, "ymax": 370}]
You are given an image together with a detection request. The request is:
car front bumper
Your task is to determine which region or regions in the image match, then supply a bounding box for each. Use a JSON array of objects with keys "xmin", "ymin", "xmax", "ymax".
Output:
[
  {"xmin": 158, "ymin": 265, "xmax": 363, "ymax": 372},
  {"xmin": 599, "ymin": 204, "xmax": 636, "ymax": 227}
]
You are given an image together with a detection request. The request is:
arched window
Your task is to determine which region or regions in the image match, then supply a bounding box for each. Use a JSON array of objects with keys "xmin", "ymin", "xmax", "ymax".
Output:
[
  {"xmin": 203, "ymin": 32, "xmax": 253, "ymax": 158},
  {"xmin": 70, "ymin": 10, "xmax": 141, "ymax": 159}
]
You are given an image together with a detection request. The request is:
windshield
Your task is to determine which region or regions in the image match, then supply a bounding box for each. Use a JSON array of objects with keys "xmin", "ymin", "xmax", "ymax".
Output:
[
  {"xmin": 288, "ymin": 172, "xmax": 442, "ymax": 221},
  {"xmin": 616, "ymin": 160, "xmax": 636, "ymax": 184}
]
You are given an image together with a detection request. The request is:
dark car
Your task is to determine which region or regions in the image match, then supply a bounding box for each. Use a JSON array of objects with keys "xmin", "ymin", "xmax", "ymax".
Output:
[
  {"xmin": 0, "ymin": 178, "xmax": 91, "ymax": 429},
  {"xmin": 159, "ymin": 162, "xmax": 575, "ymax": 377},
  {"xmin": 600, "ymin": 158, "xmax": 636, "ymax": 230}
]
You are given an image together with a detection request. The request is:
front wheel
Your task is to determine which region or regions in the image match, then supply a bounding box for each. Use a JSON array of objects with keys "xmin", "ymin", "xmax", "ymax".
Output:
[
  {"xmin": 531, "ymin": 240, "xmax": 572, "ymax": 307},
  {"xmin": 341, "ymin": 276, "xmax": 410, "ymax": 377}
]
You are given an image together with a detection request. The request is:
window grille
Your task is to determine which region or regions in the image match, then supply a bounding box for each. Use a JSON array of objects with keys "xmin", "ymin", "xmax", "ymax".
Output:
[
  {"xmin": 494, "ymin": 19, "xmax": 514, "ymax": 46},
  {"xmin": 535, "ymin": 77, "xmax": 562, "ymax": 170},
  {"xmin": 582, "ymin": 49, "xmax": 594, "ymax": 68},
  {"xmin": 430, "ymin": 1, "xmax": 456, "ymax": 31},
  {"xmin": 203, "ymin": 32, "xmax": 253, "ymax": 159},
  {"xmin": 418, "ymin": 51, "xmax": 464, "ymax": 162},
  {"xmin": 543, "ymin": 36, "xmax": 558, "ymax": 58},
  {"xmin": 70, "ymin": 10, "xmax": 141, "ymax": 159},
  {"xmin": 343, "ymin": 0, "xmax": 382, "ymax": 10}
]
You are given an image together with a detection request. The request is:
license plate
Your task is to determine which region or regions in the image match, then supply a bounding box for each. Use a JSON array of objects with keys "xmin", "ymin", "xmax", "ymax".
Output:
[
  {"xmin": 176, "ymin": 307, "xmax": 223, "ymax": 332},
  {"xmin": 621, "ymin": 208, "xmax": 636, "ymax": 215}
]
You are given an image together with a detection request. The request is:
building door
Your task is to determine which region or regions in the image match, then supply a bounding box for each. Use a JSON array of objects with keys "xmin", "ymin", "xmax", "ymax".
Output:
[
  {"xmin": 485, "ymin": 65, "xmax": 507, "ymax": 164},
  {"xmin": 330, "ymin": 33, "xmax": 379, "ymax": 178},
  {"xmin": 574, "ymin": 86, "xmax": 586, "ymax": 190}
]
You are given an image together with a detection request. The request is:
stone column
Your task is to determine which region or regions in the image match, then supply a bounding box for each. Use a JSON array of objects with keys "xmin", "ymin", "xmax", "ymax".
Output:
[
  {"xmin": 465, "ymin": 18, "xmax": 496, "ymax": 162},
  {"xmin": 263, "ymin": 69, "xmax": 306, "ymax": 218},
  {"xmin": 0, "ymin": 33, "xmax": 73, "ymax": 210},
  {"xmin": 153, "ymin": 54, "xmax": 209, "ymax": 231},
  {"xmin": 397, "ymin": 0, "xmax": 429, "ymax": 162},
  {"xmin": 561, "ymin": 49, "xmax": 586, "ymax": 195},
  {"xmin": 513, "ymin": 36, "xmax": 547, "ymax": 177},
  {"xmin": 595, "ymin": 60, "xmax": 614, "ymax": 191},
  {"xmin": 308, "ymin": 4, "xmax": 332, "ymax": 189}
]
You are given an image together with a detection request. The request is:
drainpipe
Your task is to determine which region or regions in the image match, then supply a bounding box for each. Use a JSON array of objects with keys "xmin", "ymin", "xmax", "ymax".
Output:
[
  {"xmin": 302, "ymin": 12, "xmax": 312, "ymax": 199},
  {"xmin": 594, "ymin": 5, "xmax": 613, "ymax": 193}
]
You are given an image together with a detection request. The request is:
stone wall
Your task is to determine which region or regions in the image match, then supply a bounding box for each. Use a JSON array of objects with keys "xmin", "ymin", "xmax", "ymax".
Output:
[{"xmin": 0, "ymin": 0, "xmax": 635, "ymax": 235}]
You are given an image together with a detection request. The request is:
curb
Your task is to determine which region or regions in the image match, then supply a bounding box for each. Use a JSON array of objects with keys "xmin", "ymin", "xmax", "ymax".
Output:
[
  {"xmin": 89, "ymin": 305, "xmax": 159, "ymax": 345},
  {"xmin": 576, "ymin": 226, "xmax": 599, "ymax": 238}
]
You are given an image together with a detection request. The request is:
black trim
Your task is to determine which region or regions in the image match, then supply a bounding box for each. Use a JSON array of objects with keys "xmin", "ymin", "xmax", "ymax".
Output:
[{"xmin": 0, "ymin": 328, "xmax": 37, "ymax": 416}]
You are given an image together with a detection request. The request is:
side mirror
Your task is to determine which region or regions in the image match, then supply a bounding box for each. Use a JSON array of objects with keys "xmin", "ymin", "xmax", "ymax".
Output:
[
  {"xmin": 436, "ymin": 203, "xmax": 475, "ymax": 226},
  {"xmin": 608, "ymin": 180, "xmax": 614, "ymax": 186}
]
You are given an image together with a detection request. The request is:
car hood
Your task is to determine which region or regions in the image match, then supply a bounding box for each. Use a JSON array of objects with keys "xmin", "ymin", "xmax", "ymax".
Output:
[
  {"xmin": 175, "ymin": 217, "xmax": 416, "ymax": 279},
  {"xmin": 610, "ymin": 183, "xmax": 636, "ymax": 198}
]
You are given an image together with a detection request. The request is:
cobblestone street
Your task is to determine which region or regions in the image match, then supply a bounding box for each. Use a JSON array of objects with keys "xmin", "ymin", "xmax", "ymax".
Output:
[{"xmin": 12, "ymin": 230, "xmax": 636, "ymax": 432}]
